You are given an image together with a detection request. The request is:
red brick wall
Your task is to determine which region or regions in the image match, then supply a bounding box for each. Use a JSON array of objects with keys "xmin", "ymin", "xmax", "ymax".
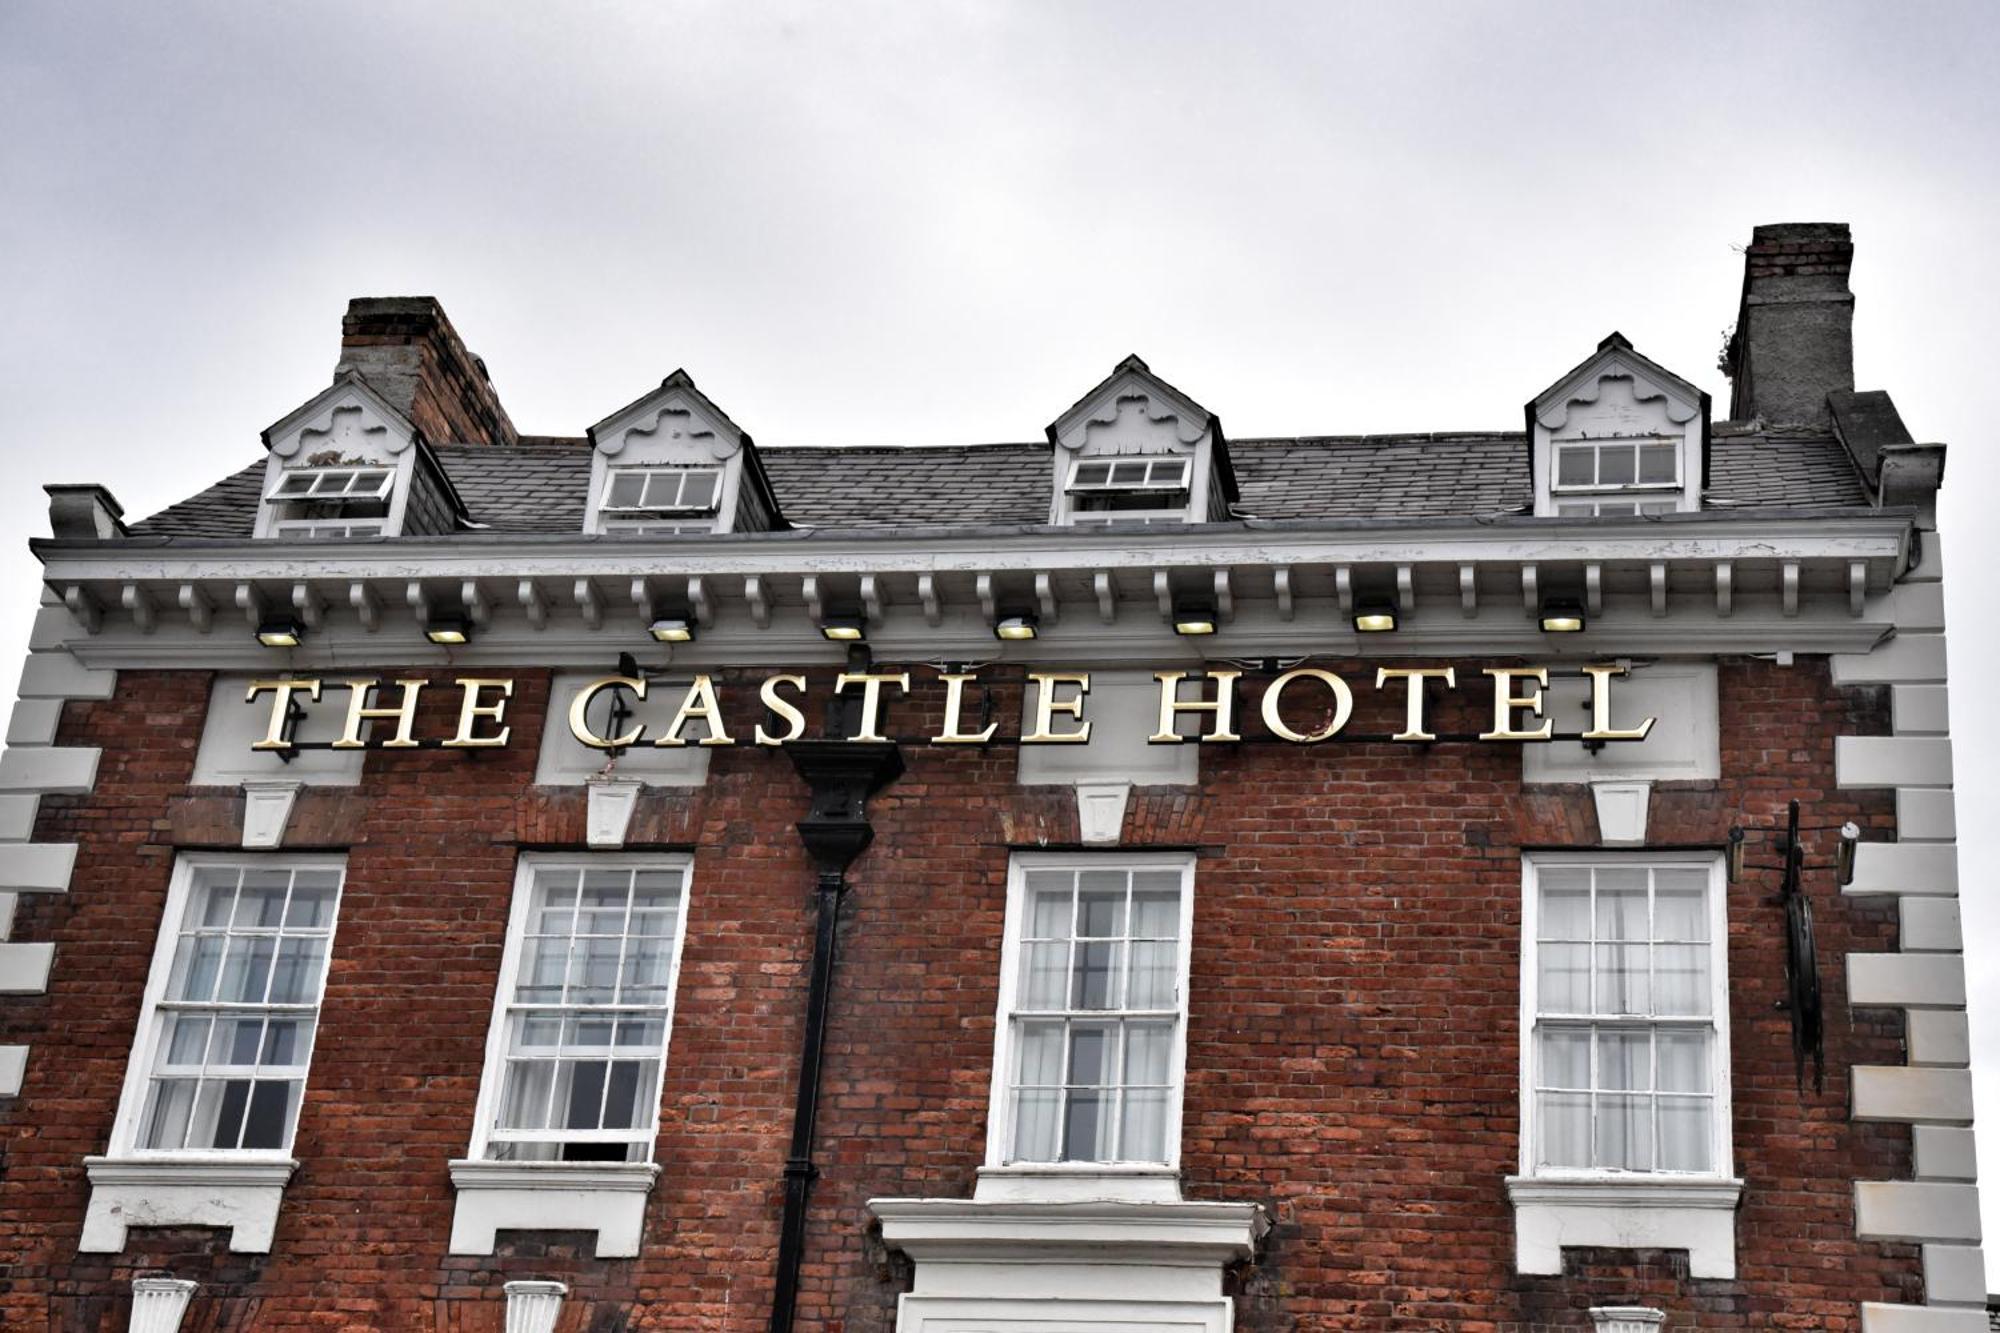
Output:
[{"xmin": 0, "ymin": 658, "xmax": 1913, "ymax": 1329}]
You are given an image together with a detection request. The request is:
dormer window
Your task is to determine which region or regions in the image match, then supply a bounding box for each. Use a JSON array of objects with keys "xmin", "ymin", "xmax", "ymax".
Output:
[
  {"xmin": 1529, "ymin": 334, "xmax": 1709, "ymax": 520},
  {"xmin": 264, "ymin": 466, "xmax": 395, "ymax": 538},
  {"xmin": 596, "ymin": 465, "xmax": 723, "ymax": 536},
  {"xmin": 1065, "ymin": 456, "xmax": 1192, "ymax": 523},
  {"xmin": 1046, "ymin": 355, "xmax": 1236, "ymax": 528},
  {"xmin": 1550, "ymin": 439, "xmax": 1680, "ymax": 516},
  {"xmin": 584, "ymin": 370, "xmax": 784, "ymax": 538}
]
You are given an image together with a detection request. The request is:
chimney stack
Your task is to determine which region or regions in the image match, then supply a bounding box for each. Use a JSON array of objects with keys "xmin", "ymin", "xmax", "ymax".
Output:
[
  {"xmin": 1722, "ymin": 223, "xmax": 1855, "ymax": 429},
  {"xmin": 335, "ymin": 297, "xmax": 518, "ymax": 447}
]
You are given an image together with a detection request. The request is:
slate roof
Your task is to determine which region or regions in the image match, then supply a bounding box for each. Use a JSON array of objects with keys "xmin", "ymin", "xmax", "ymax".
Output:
[{"xmin": 126, "ymin": 429, "xmax": 1870, "ymax": 539}]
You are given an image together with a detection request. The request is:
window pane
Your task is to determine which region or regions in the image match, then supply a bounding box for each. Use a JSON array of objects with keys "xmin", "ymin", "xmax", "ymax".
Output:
[
  {"xmin": 1013, "ymin": 1090, "xmax": 1061, "ymax": 1161},
  {"xmin": 217, "ymin": 937, "xmax": 277, "ymax": 1003},
  {"xmin": 1654, "ymin": 873, "xmax": 1708, "ymax": 940},
  {"xmin": 1599, "ymin": 445, "xmax": 1636, "ymax": 485},
  {"xmin": 267, "ymin": 937, "xmax": 326, "ymax": 1004},
  {"xmin": 1128, "ymin": 940, "xmax": 1176, "ymax": 1008},
  {"xmin": 562, "ymin": 1060, "xmax": 608, "ymax": 1130},
  {"xmin": 1062, "ymin": 1088, "xmax": 1111, "ymax": 1161},
  {"xmin": 1120, "ymin": 1088, "xmax": 1169, "ymax": 1162},
  {"xmin": 1596, "ymin": 501, "xmax": 1636, "ymax": 516},
  {"xmin": 517, "ymin": 937, "xmax": 568, "ymax": 1004},
  {"xmin": 498, "ymin": 1060, "xmax": 556, "ymax": 1130},
  {"xmin": 1556, "ymin": 447, "xmax": 1594, "ymax": 486},
  {"xmin": 1072, "ymin": 462, "xmax": 1110, "ymax": 486},
  {"xmin": 262, "ymin": 1018, "xmax": 311, "ymax": 1067},
  {"xmin": 1658, "ymin": 1095, "xmax": 1712, "ymax": 1171},
  {"xmin": 1026, "ymin": 881, "xmax": 1072, "ymax": 936},
  {"xmin": 140, "ymin": 1078, "xmax": 197, "ymax": 1150},
  {"xmin": 1594, "ymin": 943, "xmax": 1650, "ymax": 1015},
  {"xmin": 1020, "ymin": 942, "xmax": 1069, "ymax": 1009},
  {"xmin": 1639, "ymin": 443, "xmax": 1677, "ymax": 484},
  {"xmin": 600, "ymin": 1060, "xmax": 650, "ymax": 1130},
  {"xmin": 1539, "ymin": 881, "xmax": 1590, "ymax": 940},
  {"xmin": 1015, "ymin": 1020, "xmax": 1065, "ymax": 1086},
  {"xmin": 1594, "ymin": 879, "xmax": 1648, "ymax": 941},
  {"xmin": 210, "ymin": 1015, "xmax": 265, "ymax": 1068},
  {"xmin": 1595, "ymin": 1093, "xmax": 1650, "ymax": 1170},
  {"xmin": 1538, "ymin": 1090, "xmax": 1589, "ymax": 1169},
  {"xmin": 1657, "ymin": 1030, "xmax": 1710, "ymax": 1092},
  {"xmin": 162, "ymin": 1014, "xmax": 212, "ymax": 1067},
  {"xmin": 1123, "ymin": 1021, "xmax": 1173, "ymax": 1084},
  {"xmin": 235, "ymin": 872, "xmax": 291, "ymax": 927},
  {"xmin": 1109, "ymin": 461, "xmax": 1147, "ymax": 485},
  {"xmin": 1076, "ymin": 880, "xmax": 1126, "ymax": 936},
  {"xmin": 1131, "ymin": 881, "xmax": 1180, "ymax": 936},
  {"xmin": 1539, "ymin": 1029, "xmax": 1590, "ymax": 1089},
  {"xmin": 607, "ymin": 473, "xmax": 645, "ymax": 507},
  {"xmin": 1538, "ymin": 943, "xmax": 1589, "ymax": 1013},
  {"xmin": 1654, "ymin": 944, "xmax": 1709, "ymax": 1016},
  {"xmin": 680, "ymin": 471, "xmax": 717, "ymax": 508},
  {"xmin": 285, "ymin": 883, "xmax": 337, "ymax": 929},
  {"xmin": 168, "ymin": 935, "xmax": 225, "ymax": 1003},
  {"xmin": 1597, "ymin": 1030, "xmax": 1651, "ymax": 1091},
  {"xmin": 1067, "ymin": 1025, "xmax": 1112, "ymax": 1086},
  {"xmin": 239, "ymin": 1081, "xmax": 293, "ymax": 1149},
  {"xmin": 1071, "ymin": 941, "xmax": 1122, "ymax": 1009}
]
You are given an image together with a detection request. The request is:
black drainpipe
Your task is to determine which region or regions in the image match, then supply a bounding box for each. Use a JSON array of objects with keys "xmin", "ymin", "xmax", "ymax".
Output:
[{"xmin": 769, "ymin": 735, "xmax": 903, "ymax": 1333}]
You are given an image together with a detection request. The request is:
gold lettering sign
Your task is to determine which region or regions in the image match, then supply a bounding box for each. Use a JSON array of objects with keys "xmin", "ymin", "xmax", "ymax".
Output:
[{"xmin": 240, "ymin": 662, "xmax": 1661, "ymax": 752}]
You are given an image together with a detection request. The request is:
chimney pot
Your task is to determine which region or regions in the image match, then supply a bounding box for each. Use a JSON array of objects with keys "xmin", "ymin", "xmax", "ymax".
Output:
[{"xmin": 45, "ymin": 484, "xmax": 127, "ymax": 540}]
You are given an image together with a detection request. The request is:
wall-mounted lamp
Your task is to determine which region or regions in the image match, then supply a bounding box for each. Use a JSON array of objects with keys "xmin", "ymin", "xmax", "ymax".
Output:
[
  {"xmin": 649, "ymin": 617, "xmax": 695, "ymax": 644},
  {"xmin": 1353, "ymin": 600, "xmax": 1400, "ymax": 633},
  {"xmin": 1726, "ymin": 826, "xmax": 1745, "ymax": 882},
  {"xmin": 1836, "ymin": 820, "xmax": 1860, "ymax": 886},
  {"xmin": 424, "ymin": 614, "xmax": 473, "ymax": 646},
  {"xmin": 1538, "ymin": 599, "xmax": 1586, "ymax": 633},
  {"xmin": 1172, "ymin": 603, "xmax": 1217, "ymax": 637},
  {"xmin": 254, "ymin": 617, "xmax": 305, "ymax": 649},
  {"xmin": 820, "ymin": 615, "xmax": 866, "ymax": 643},
  {"xmin": 993, "ymin": 613, "xmax": 1038, "ymax": 642}
]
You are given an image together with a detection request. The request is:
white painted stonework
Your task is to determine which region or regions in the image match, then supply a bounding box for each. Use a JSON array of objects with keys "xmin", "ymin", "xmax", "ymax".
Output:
[
  {"xmin": 79, "ymin": 1156, "xmax": 297, "ymax": 1253},
  {"xmin": 534, "ymin": 672, "xmax": 710, "ymax": 787},
  {"xmin": 129, "ymin": 1277, "xmax": 197, "ymax": 1333},
  {"xmin": 1044, "ymin": 357, "xmax": 1221, "ymax": 527},
  {"xmin": 1589, "ymin": 780, "xmax": 1651, "ymax": 845},
  {"xmin": 1524, "ymin": 663, "xmax": 1719, "ymax": 785},
  {"xmin": 503, "ymin": 1280, "xmax": 567, "ymax": 1333},
  {"xmin": 1833, "ymin": 519, "xmax": 1983, "ymax": 1314},
  {"xmin": 584, "ymin": 774, "xmax": 643, "ymax": 848},
  {"xmin": 583, "ymin": 372, "xmax": 754, "ymax": 536},
  {"xmin": 1017, "ymin": 670, "xmax": 1195, "ymax": 842},
  {"xmin": 1589, "ymin": 1309, "xmax": 1665, "ymax": 1333},
  {"xmin": 239, "ymin": 780, "xmax": 301, "ymax": 850},
  {"xmin": 1504, "ymin": 1176, "xmax": 1743, "ymax": 1279},
  {"xmin": 446, "ymin": 1159, "xmax": 660, "ymax": 1258},
  {"xmin": 1530, "ymin": 338, "xmax": 1704, "ymax": 517},
  {"xmin": 191, "ymin": 676, "xmax": 364, "ymax": 788},
  {"xmin": 869, "ymin": 1195, "xmax": 1265, "ymax": 1333}
]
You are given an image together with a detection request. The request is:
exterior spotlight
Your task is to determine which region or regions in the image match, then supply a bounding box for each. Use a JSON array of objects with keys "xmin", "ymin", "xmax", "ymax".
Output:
[
  {"xmin": 1172, "ymin": 604, "xmax": 1217, "ymax": 637},
  {"xmin": 1538, "ymin": 599, "xmax": 1586, "ymax": 633},
  {"xmin": 255, "ymin": 616, "xmax": 305, "ymax": 649},
  {"xmin": 994, "ymin": 613, "xmax": 1038, "ymax": 642},
  {"xmin": 1353, "ymin": 601, "xmax": 1399, "ymax": 633},
  {"xmin": 820, "ymin": 615, "xmax": 865, "ymax": 643},
  {"xmin": 649, "ymin": 617, "xmax": 695, "ymax": 643},
  {"xmin": 424, "ymin": 614, "xmax": 473, "ymax": 646}
]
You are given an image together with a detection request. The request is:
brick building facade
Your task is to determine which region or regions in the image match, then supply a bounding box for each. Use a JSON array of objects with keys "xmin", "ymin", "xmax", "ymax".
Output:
[{"xmin": 0, "ymin": 223, "xmax": 1978, "ymax": 1329}]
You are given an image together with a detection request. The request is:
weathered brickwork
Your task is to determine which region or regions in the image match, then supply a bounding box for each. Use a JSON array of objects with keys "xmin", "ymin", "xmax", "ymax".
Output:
[{"xmin": 0, "ymin": 658, "xmax": 1913, "ymax": 1329}]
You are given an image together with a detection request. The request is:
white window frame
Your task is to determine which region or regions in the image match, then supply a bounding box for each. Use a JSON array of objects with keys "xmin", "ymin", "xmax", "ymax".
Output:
[
  {"xmin": 1518, "ymin": 851, "xmax": 1732, "ymax": 1183},
  {"xmin": 983, "ymin": 852, "xmax": 1196, "ymax": 1178},
  {"xmin": 1066, "ymin": 456, "xmax": 1191, "ymax": 494},
  {"xmin": 462, "ymin": 853, "xmax": 695, "ymax": 1165},
  {"xmin": 105, "ymin": 852, "xmax": 347, "ymax": 1162},
  {"xmin": 594, "ymin": 465, "xmax": 724, "ymax": 536},
  {"xmin": 269, "ymin": 518, "xmax": 387, "ymax": 539},
  {"xmin": 1061, "ymin": 455, "xmax": 1194, "ymax": 527},
  {"xmin": 262, "ymin": 466, "xmax": 396, "ymax": 504},
  {"xmin": 1550, "ymin": 437, "xmax": 1682, "ymax": 518}
]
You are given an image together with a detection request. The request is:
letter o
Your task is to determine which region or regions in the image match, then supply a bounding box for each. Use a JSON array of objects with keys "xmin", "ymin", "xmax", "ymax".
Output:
[{"xmin": 1260, "ymin": 668, "xmax": 1353, "ymax": 744}]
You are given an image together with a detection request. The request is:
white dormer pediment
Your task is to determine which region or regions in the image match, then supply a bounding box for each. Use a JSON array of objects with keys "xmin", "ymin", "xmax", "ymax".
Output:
[
  {"xmin": 263, "ymin": 373, "xmax": 418, "ymax": 465},
  {"xmin": 1048, "ymin": 355, "xmax": 1212, "ymax": 456},
  {"xmin": 589, "ymin": 371, "xmax": 745, "ymax": 465},
  {"xmin": 1529, "ymin": 334, "xmax": 1709, "ymax": 518},
  {"xmin": 1047, "ymin": 356, "xmax": 1231, "ymax": 526}
]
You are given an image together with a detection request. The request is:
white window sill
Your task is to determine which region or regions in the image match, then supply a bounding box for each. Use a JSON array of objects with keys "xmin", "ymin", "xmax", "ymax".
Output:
[
  {"xmin": 974, "ymin": 1163, "xmax": 1183, "ymax": 1205},
  {"xmin": 81, "ymin": 1154, "xmax": 298, "ymax": 1254},
  {"xmin": 1505, "ymin": 1174, "xmax": 1744, "ymax": 1279},
  {"xmin": 447, "ymin": 1158, "xmax": 660, "ymax": 1258}
]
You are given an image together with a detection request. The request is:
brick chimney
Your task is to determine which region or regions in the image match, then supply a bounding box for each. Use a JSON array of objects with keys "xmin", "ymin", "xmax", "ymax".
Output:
[
  {"xmin": 334, "ymin": 297, "xmax": 518, "ymax": 446},
  {"xmin": 1722, "ymin": 223, "xmax": 1855, "ymax": 429}
]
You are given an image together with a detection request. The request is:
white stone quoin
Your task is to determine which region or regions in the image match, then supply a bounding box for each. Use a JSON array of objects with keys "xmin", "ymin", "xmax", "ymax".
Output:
[
  {"xmin": 503, "ymin": 1280, "xmax": 567, "ymax": 1333},
  {"xmin": 129, "ymin": 1277, "xmax": 197, "ymax": 1333}
]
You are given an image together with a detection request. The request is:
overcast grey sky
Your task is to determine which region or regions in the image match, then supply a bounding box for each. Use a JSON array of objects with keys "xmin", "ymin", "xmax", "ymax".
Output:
[{"xmin": 4, "ymin": 0, "xmax": 1996, "ymax": 1277}]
